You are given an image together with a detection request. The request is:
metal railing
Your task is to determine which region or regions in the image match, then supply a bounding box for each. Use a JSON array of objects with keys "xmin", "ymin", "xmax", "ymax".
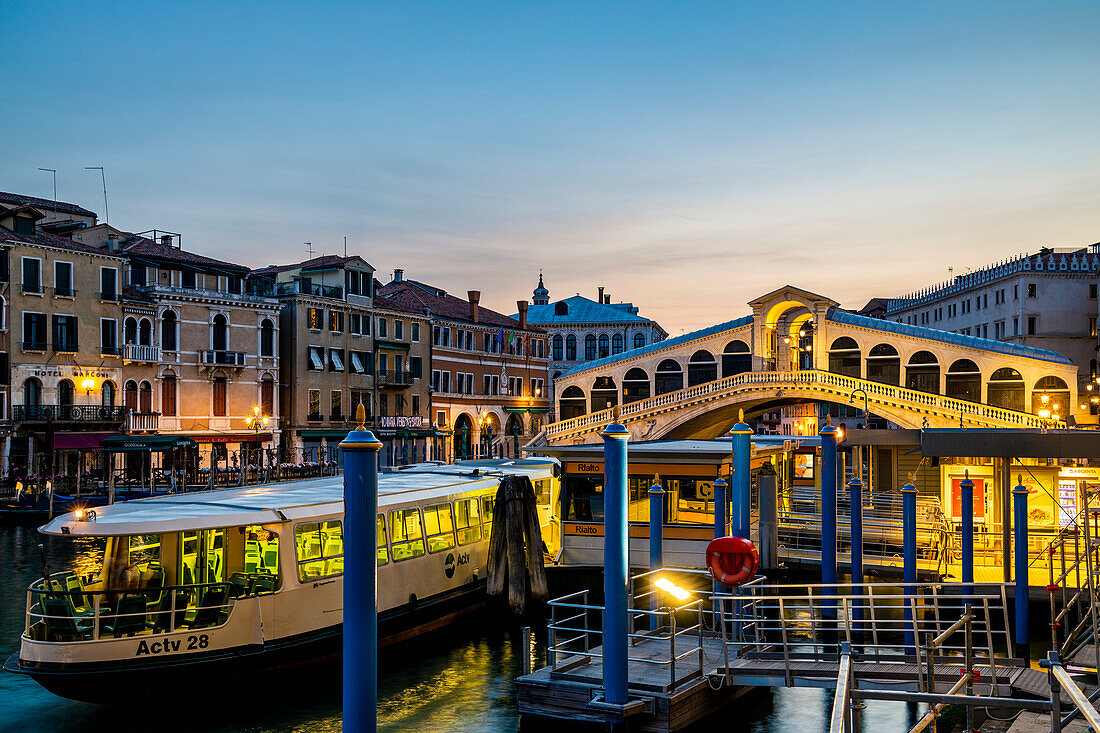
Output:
[
  {"xmin": 127, "ymin": 411, "xmax": 160, "ymax": 432},
  {"xmin": 376, "ymin": 369, "xmax": 413, "ymax": 387},
  {"xmin": 199, "ymin": 349, "xmax": 247, "ymax": 366},
  {"xmin": 14, "ymin": 404, "xmax": 126, "ymax": 422},
  {"xmin": 123, "ymin": 343, "xmax": 161, "ymax": 362}
]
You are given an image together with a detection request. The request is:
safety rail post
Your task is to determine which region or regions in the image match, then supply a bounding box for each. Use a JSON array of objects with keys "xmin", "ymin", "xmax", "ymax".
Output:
[
  {"xmin": 731, "ymin": 411, "xmax": 752, "ymax": 540},
  {"xmin": 522, "ymin": 626, "xmax": 532, "ymax": 675},
  {"xmin": 1048, "ymin": 546, "xmax": 1060, "ymax": 654},
  {"xmin": 829, "ymin": 641, "xmax": 853, "ymax": 733},
  {"xmin": 341, "ymin": 404, "xmax": 383, "ymax": 733},
  {"xmin": 821, "ymin": 420, "xmax": 838, "ymax": 621},
  {"xmin": 960, "ymin": 472, "xmax": 974, "ymax": 591},
  {"xmin": 649, "ymin": 480, "xmax": 664, "ymax": 631},
  {"xmin": 849, "ymin": 476, "xmax": 863, "ymax": 639},
  {"xmin": 964, "ymin": 602, "xmax": 974, "ymax": 733},
  {"xmin": 902, "ymin": 480, "xmax": 918, "ymax": 654},
  {"xmin": 669, "ymin": 606, "xmax": 677, "ymax": 690},
  {"xmin": 601, "ymin": 415, "xmax": 631, "ymax": 706},
  {"xmin": 1013, "ymin": 476, "xmax": 1030, "ymax": 664},
  {"xmin": 1046, "ymin": 652, "xmax": 1064, "ymax": 733},
  {"xmin": 925, "ymin": 632, "xmax": 936, "ymax": 696}
]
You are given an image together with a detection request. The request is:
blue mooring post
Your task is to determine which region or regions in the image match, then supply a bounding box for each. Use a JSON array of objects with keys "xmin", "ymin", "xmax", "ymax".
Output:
[
  {"xmin": 601, "ymin": 415, "xmax": 630, "ymax": 706},
  {"xmin": 731, "ymin": 410, "xmax": 752, "ymax": 539},
  {"xmin": 820, "ymin": 420, "xmax": 838, "ymax": 619},
  {"xmin": 849, "ymin": 476, "xmax": 864, "ymax": 629},
  {"xmin": 649, "ymin": 478, "xmax": 664, "ymax": 631},
  {"xmin": 960, "ymin": 471, "xmax": 974, "ymax": 590},
  {"xmin": 713, "ymin": 478, "xmax": 728, "ymax": 539},
  {"xmin": 902, "ymin": 478, "xmax": 917, "ymax": 654},
  {"xmin": 341, "ymin": 405, "xmax": 383, "ymax": 733},
  {"xmin": 1013, "ymin": 476, "xmax": 1030, "ymax": 664}
]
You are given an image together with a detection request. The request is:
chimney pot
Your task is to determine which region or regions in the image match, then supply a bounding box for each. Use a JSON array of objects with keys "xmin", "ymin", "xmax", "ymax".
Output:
[
  {"xmin": 468, "ymin": 290, "xmax": 481, "ymax": 323},
  {"xmin": 160, "ymin": 234, "xmax": 173, "ymax": 247},
  {"xmin": 517, "ymin": 300, "xmax": 529, "ymax": 330},
  {"xmin": 393, "ymin": 268, "xmax": 404, "ymax": 282},
  {"xmin": 604, "ymin": 294, "xmax": 611, "ymax": 304},
  {"xmin": 598, "ymin": 286, "xmax": 604, "ymax": 303}
]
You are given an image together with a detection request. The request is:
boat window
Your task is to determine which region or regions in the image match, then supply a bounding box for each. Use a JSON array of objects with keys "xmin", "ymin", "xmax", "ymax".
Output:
[
  {"xmin": 482, "ymin": 495, "xmax": 496, "ymax": 535},
  {"xmin": 377, "ymin": 514, "xmax": 388, "ymax": 565},
  {"xmin": 128, "ymin": 534, "xmax": 161, "ymax": 570},
  {"xmin": 178, "ymin": 528, "xmax": 226, "ymax": 590},
  {"xmin": 454, "ymin": 498, "xmax": 482, "ymax": 544},
  {"xmin": 390, "ymin": 508, "xmax": 425, "ymax": 560},
  {"xmin": 244, "ymin": 525, "xmax": 280, "ymax": 576},
  {"xmin": 295, "ymin": 520, "xmax": 344, "ymax": 581},
  {"xmin": 423, "ymin": 503, "xmax": 456, "ymax": 553}
]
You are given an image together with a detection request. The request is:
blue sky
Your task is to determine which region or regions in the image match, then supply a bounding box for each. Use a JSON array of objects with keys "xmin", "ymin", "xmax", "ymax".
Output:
[{"xmin": 2, "ymin": 2, "xmax": 1098, "ymax": 333}]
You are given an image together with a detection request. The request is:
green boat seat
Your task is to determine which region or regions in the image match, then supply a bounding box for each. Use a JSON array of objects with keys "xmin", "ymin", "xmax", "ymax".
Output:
[{"xmin": 40, "ymin": 595, "xmax": 92, "ymax": 641}]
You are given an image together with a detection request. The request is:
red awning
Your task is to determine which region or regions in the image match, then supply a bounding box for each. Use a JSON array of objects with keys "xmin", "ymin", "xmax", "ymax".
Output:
[
  {"xmin": 191, "ymin": 432, "xmax": 273, "ymax": 444},
  {"xmin": 34, "ymin": 432, "xmax": 118, "ymax": 451}
]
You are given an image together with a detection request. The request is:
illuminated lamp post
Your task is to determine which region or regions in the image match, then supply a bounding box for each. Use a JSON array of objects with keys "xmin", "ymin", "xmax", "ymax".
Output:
[{"xmin": 245, "ymin": 405, "xmax": 270, "ymax": 483}]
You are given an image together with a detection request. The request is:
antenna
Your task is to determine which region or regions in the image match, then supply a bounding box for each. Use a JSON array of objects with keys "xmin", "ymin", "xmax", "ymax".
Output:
[
  {"xmin": 304, "ymin": 241, "xmax": 314, "ymax": 258},
  {"xmin": 85, "ymin": 167, "xmax": 108, "ymax": 224},
  {"xmin": 344, "ymin": 236, "xmax": 347, "ymax": 257},
  {"xmin": 37, "ymin": 168, "xmax": 57, "ymax": 218}
]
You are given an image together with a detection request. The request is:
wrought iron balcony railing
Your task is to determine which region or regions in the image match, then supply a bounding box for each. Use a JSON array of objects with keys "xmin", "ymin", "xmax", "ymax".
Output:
[
  {"xmin": 376, "ymin": 369, "xmax": 413, "ymax": 387},
  {"xmin": 20, "ymin": 341, "xmax": 47, "ymax": 352},
  {"xmin": 199, "ymin": 350, "xmax": 247, "ymax": 366},
  {"xmin": 15, "ymin": 404, "xmax": 126, "ymax": 423}
]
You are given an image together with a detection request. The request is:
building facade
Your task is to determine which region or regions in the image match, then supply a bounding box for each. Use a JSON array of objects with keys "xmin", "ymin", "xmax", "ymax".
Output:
[
  {"xmin": 883, "ymin": 245, "xmax": 1100, "ymax": 426},
  {"xmin": 378, "ymin": 272, "xmax": 550, "ymax": 459},
  {"xmin": 521, "ymin": 275, "xmax": 667, "ymax": 420}
]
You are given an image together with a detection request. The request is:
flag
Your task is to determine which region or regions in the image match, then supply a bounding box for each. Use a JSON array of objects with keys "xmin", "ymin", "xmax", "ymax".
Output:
[{"xmin": 495, "ymin": 327, "xmax": 504, "ymax": 346}]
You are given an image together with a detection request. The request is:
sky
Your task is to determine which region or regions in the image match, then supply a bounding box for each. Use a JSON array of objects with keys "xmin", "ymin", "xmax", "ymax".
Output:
[{"xmin": 2, "ymin": 1, "xmax": 1099, "ymax": 334}]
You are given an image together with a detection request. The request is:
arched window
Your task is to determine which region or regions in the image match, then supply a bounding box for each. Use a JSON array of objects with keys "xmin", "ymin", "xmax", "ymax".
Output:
[
  {"xmin": 262, "ymin": 375, "xmax": 275, "ymax": 416},
  {"xmin": 591, "ymin": 376, "xmax": 618, "ymax": 412},
  {"xmin": 124, "ymin": 380, "xmax": 139, "ymax": 411},
  {"xmin": 139, "ymin": 380, "xmax": 153, "ymax": 412},
  {"xmin": 161, "ymin": 310, "xmax": 177, "ymax": 351},
  {"xmin": 1033, "ymin": 376, "xmax": 1071, "ymax": 417},
  {"xmin": 598, "ymin": 334, "xmax": 610, "ymax": 359},
  {"xmin": 212, "ymin": 314, "xmax": 228, "ymax": 351},
  {"xmin": 161, "ymin": 375, "xmax": 177, "ymax": 417},
  {"xmin": 212, "ymin": 376, "xmax": 227, "ymax": 417},
  {"xmin": 453, "ymin": 413, "xmax": 474, "ymax": 459},
  {"xmin": 945, "ymin": 359, "xmax": 981, "ymax": 402},
  {"xmin": 260, "ymin": 318, "xmax": 275, "ymax": 357},
  {"xmin": 565, "ymin": 335, "xmax": 577, "ymax": 361},
  {"xmin": 866, "ymin": 344, "xmax": 900, "ymax": 385},
  {"xmin": 722, "ymin": 340, "xmax": 751, "ymax": 377},
  {"xmin": 633, "ymin": 333, "xmax": 646, "ymax": 350},
  {"xmin": 552, "ymin": 335, "xmax": 563, "ymax": 361},
  {"xmin": 102, "ymin": 380, "xmax": 116, "ymax": 407},
  {"xmin": 828, "ymin": 337, "xmax": 861, "ymax": 378},
  {"xmin": 905, "ymin": 351, "xmax": 940, "ymax": 394},
  {"xmin": 687, "ymin": 350, "xmax": 717, "ymax": 386},
  {"xmin": 23, "ymin": 378, "xmax": 42, "ymax": 406},
  {"xmin": 612, "ymin": 333, "xmax": 624, "ymax": 355},
  {"xmin": 58, "ymin": 379, "xmax": 74, "ymax": 407},
  {"xmin": 623, "ymin": 367, "xmax": 650, "ymax": 403},
  {"xmin": 139, "ymin": 319, "xmax": 152, "ymax": 346},
  {"xmin": 655, "ymin": 359, "xmax": 683, "ymax": 395},
  {"xmin": 584, "ymin": 334, "xmax": 597, "ymax": 361},
  {"xmin": 124, "ymin": 317, "xmax": 138, "ymax": 345},
  {"xmin": 559, "ymin": 385, "xmax": 587, "ymax": 420},
  {"xmin": 987, "ymin": 368, "xmax": 1024, "ymax": 411}
]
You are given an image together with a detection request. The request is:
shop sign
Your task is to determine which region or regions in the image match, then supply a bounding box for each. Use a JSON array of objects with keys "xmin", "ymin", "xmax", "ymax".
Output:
[
  {"xmin": 379, "ymin": 415, "xmax": 426, "ymax": 429},
  {"xmin": 1059, "ymin": 467, "xmax": 1100, "ymax": 479},
  {"xmin": 19, "ymin": 365, "xmax": 118, "ymax": 379},
  {"xmin": 949, "ymin": 476, "xmax": 986, "ymax": 521}
]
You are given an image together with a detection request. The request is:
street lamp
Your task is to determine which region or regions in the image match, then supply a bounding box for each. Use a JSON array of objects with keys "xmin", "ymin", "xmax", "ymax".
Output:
[
  {"xmin": 849, "ymin": 387, "xmax": 869, "ymax": 425},
  {"xmin": 245, "ymin": 405, "xmax": 271, "ymax": 481}
]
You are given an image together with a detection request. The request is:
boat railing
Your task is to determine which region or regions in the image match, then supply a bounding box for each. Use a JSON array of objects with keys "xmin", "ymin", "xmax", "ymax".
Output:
[{"xmin": 24, "ymin": 572, "xmax": 276, "ymax": 643}]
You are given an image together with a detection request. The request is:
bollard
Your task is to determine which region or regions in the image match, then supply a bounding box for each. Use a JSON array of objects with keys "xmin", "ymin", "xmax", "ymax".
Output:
[
  {"xmin": 902, "ymin": 478, "xmax": 917, "ymax": 654},
  {"xmin": 849, "ymin": 475, "xmax": 864, "ymax": 637},
  {"xmin": 1014, "ymin": 476, "xmax": 1030, "ymax": 664},
  {"xmin": 820, "ymin": 420, "xmax": 838, "ymax": 619},
  {"xmin": 731, "ymin": 410, "xmax": 752, "ymax": 540},
  {"xmin": 649, "ymin": 478, "xmax": 665, "ymax": 632},
  {"xmin": 713, "ymin": 478, "xmax": 728, "ymax": 539},
  {"xmin": 758, "ymin": 463, "xmax": 779, "ymax": 571},
  {"xmin": 601, "ymin": 415, "xmax": 631, "ymax": 706},
  {"xmin": 960, "ymin": 471, "xmax": 974, "ymax": 589},
  {"xmin": 522, "ymin": 626, "xmax": 532, "ymax": 675},
  {"xmin": 341, "ymin": 405, "xmax": 383, "ymax": 733}
]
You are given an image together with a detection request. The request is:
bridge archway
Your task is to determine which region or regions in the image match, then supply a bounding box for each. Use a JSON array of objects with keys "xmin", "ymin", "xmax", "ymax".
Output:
[
  {"xmin": 559, "ymin": 386, "xmax": 587, "ymax": 419},
  {"xmin": 722, "ymin": 340, "xmax": 751, "ymax": 376},
  {"xmin": 655, "ymin": 359, "xmax": 683, "ymax": 394},
  {"xmin": 906, "ymin": 350, "xmax": 940, "ymax": 394},
  {"xmin": 866, "ymin": 343, "xmax": 900, "ymax": 385},
  {"xmin": 1034, "ymin": 376, "xmax": 1070, "ymax": 417},
  {"xmin": 988, "ymin": 368, "xmax": 1025, "ymax": 411},
  {"xmin": 945, "ymin": 359, "xmax": 982, "ymax": 402},
  {"xmin": 828, "ymin": 337, "xmax": 861, "ymax": 378},
  {"xmin": 623, "ymin": 367, "xmax": 650, "ymax": 403},
  {"xmin": 688, "ymin": 350, "xmax": 717, "ymax": 386},
  {"xmin": 591, "ymin": 376, "xmax": 618, "ymax": 412}
]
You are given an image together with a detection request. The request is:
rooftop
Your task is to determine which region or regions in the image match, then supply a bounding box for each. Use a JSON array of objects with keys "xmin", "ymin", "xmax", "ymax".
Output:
[
  {"xmin": 520, "ymin": 295, "xmax": 652, "ymax": 326},
  {"xmin": 0, "ymin": 191, "xmax": 97, "ymax": 219},
  {"xmin": 0, "ymin": 223, "xmax": 122, "ymax": 258},
  {"xmin": 378, "ymin": 279, "xmax": 540, "ymax": 331},
  {"xmin": 254, "ymin": 253, "xmax": 372, "ymax": 276},
  {"xmin": 119, "ymin": 233, "xmax": 250, "ymax": 273}
]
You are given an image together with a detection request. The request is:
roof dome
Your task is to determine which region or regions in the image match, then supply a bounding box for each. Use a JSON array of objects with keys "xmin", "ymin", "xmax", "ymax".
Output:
[{"xmin": 533, "ymin": 272, "xmax": 549, "ymax": 305}]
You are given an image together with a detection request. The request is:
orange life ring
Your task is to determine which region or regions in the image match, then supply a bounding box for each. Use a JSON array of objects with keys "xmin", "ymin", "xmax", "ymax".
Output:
[{"xmin": 706, "ymin": 536, "xmax": 759, "ymax": 587}]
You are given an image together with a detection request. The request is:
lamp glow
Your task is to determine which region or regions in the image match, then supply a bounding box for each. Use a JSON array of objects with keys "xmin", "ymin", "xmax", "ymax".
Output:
[
  {"xmin": 73, "ymin": 507, "xmax": 85, "ymax": 521},
  {"xmin": 81, "ymin": 378, "xmax": 95, "ymax": 392},
  {"xmin": 654, "ymin": 577, "xmax": 690, "ymax": 602}
]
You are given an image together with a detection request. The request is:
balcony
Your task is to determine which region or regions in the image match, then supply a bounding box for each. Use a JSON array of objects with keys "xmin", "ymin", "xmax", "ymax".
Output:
[
  {"xmin": 376, "ymin": 370, "xmax": 413, "ymax": 388},
  {"xmin": 123, "ymin": 343, "xmax": 161, "ymax": 363},
  {"xmin": 307, "ymin": 412, "xmax": 324, "ymax": 423},
  {"xmin": 15, "ymin": 404, "xmax": 126, "ymax": 424},
  {"xmin": 52, "ymin": 287, "xmax": 76, "ymax": 298},
  {"xmin": 199, "ymin": 350, "xmax": 247, "ymax": 368},
  {"xmin": 274, "ymin": 281, "xmax": 344, "ymax": 300},
  {"xmin": 20, "ymin": 341, "xmax": 47, "ymax": 352},
  {"xmin": 100, "ymin": 345, "xmax": 121, "ymax": 357},
  {"xmin": 53, "ymin": 341, "xmax": 79, "ymax": 354},
  {"xmin": 127, "ymin": 411, "xmax": 160, "ymax": 433},
  {"xmin": 98, "ymin": 291, "xmax": 120, "ymax": 302},
  {"xmin": 21, "ymin": 282, "xmax": 44, "ymax": 295}
]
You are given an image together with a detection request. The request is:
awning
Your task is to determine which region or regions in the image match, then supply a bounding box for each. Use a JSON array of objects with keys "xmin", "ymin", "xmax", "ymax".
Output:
[
  {"xmin": 190, "ymin": 432, "xmax": 273, "ymax": 444},
  {"xmin": 919, "ymin": 429, "xmax": 1100, "ymax": 459},
  {"xmin": 308, "ymin": 348, "xmax": 324, "ymax": 370},
  {"xmin": 503, "ymin": 407, "xmax": 550, "ymax": 414},
  {"xmin": 35, "ymin": 432, "xmax": 119, "ymax": 451},
  {"xmin": 350, "ymin": 352, "xmax": 366, "ymax": 374},
  {"xmin": 375, "ymin": 340, "xmax": 410, "ymax": 350},
  {"xmin": 376, "ymin": 429, "xmax": 434, "ymax": 438},
  {"xmin": 299, "ymin": 430, "xmax": 354, "ymax": 439},
  {"xmin": 100, "ymin": 435, "xmax": 198, "ymax": 452}
]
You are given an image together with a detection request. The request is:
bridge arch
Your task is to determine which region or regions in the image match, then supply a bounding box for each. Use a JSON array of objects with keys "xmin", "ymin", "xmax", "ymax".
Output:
[
  {"xmin": 828, "ymin": 337, "xmax": 861, "ymax": 378},
  {"xmin": 946, "ymin": 359, "xmax": 982, "ymax": 402},
  {"xmin": 722, "ymin": 340, "xmax": 751, "ymax": 376},
  {"xmin": 866, "ymin": 343, "xmax": 900, "ymax": 385},
  {"xmin": 688, "ymin": 350, "xmax": 717, "ymax": 386},
  {"xmin": 987, "ymin": 367, "xmax": 1025, "ymax": 411},
  {"xmin": 655, "ymin": 359, "xmax": 683, "ymax": 394},
  {"xmin": 1034, "ymin": 376, "xmax": 1070, "ymax": 417},
  {"xmin": 623, "ymin": 367, "xmax": 650, "ymax": 403},
  {"xmin": 591, "ymin": 376, "xmax": 618, "ymax": 412},
  {"xmin": 559, "ymin": 385, "xmax": 587, "ymax": 420},
  {"xmin": 906, "ymin": 350, "xmax": 940, "ymax": 394}
]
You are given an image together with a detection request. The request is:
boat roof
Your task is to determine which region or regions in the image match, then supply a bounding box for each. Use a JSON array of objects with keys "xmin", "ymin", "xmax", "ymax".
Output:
[
  {"xmin": 39, "ymin": 459, "xmax": 557, "ymax": 537},
  {"xmin": 532, "ymin": 436, "xmax": 821, "ymax": 464}
]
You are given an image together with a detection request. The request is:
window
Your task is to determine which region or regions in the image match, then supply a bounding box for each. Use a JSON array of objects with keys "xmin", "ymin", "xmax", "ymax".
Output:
[
  {"xmin": 565, "ymin": 334, "xmax": 577, "ymax": 360},
  {"xmin": 0, "ymin": 250, "xmax": 7, "ymax": 282},
  {"xmin": 552, "ymin": 335, "xmax": 563, "ymax": 360},
  {"xmin": 162, "ymin": 376, "xmax": 177, "ymax": 416},
  {"xmin": 1091, "ymin": 284, "xmax": 1098, "ymax": 299},
  {"xmin": 212, "ymin": 377, "xmax": 227, "ymax": 416},
  {"xmin": 182, "ymin": 269, "xmax": 196, "ymax": 289},
  {"xmin": 483, "ymin": 374, "xmax": 499, "ymax": 395},
  {"xmin": 295, "ymin": 520, "xmax": 344, "ymax": 580},
  {"xmin": 329, "ymin": 310, "xmax": 344, "ymax": 333},
  {"xmin": 21, "ymin": 258, "xmax": 42, "ymax": 294},
  {"xmin": 423, "ymin": 503, "xmax": 456, "ymax": 553},
  {"xmin": 308, "ymin": 389, "xmax": 320, "ymax": 419},
  {"xmin": 261, "ymin": 377, "xmax": 274, "ymax": 416},
  {"xmin": 260, "ymin": 319, "xmax": 274, "ymax": 356},
  {"xmin": 14, "ymin": 215, "xmax": 34, "ymax": 235},
  {"xmin": 584, "ymin": 334, "xmax": 596, "ymax": 360},
  {"xmin": 394, "ymin": 320, "xmax": 403, "ymax": 340},
  {"xmin": 1027, "ymin": 283, "xmax": 1037, "ymax": 298},
  {"xmin": 329, "ymin": 348, "xmax": 345, "ymax": 372},
  {"xmin": 530, "ymin": 378, "xmax": 544, "ymax": 398},
  {"xmin": 330, "ymin": 390, "xmax": 342, "ymax": 419},
  {"xmin": 227, "ymin": 275, "xmax": 241, "ymax": 295},
  {"xmin": 411, "ymin": 322, "xmax": 420, "ymax": 342},
  {"xmin": 211, "ymin": 314, "xmax": 228, "ymax": 351},
  {"xmin": 139, "ymin": 381, "xmax": 152, "ymax": 412},
  {"xmin": 22, "ymin": 312, "xmax": 46, "ymax": 350},
  {"xmin": 308, "ymin": 346, "xmax": 324, "ymax": 371},
  {"xmin": 598, "ymin": 334, "xmax": 609, "ymax": 358},
  {"xmin": 130, "ymin": 264, "xmax": 146, "ymax": 287},
  {"xmin": 1027, "ymin": 316, "xmax": 1038, "ymax": 335},
  {"xmin": 350, "ymin": 313, "xmax": 362, "ymax": 335},
  {"xmin": 52, "ymin": 315, "xmax": 77, "ymax": 351},
  {"xmin": 100, "ymin": 319, "xmax": 118, "ymax": 355},
  {"xmin": 100, "ymin": 267, "xmax": 118, "ymax": 300},
  {"xmin": 389, "ymin": 508, "xmax": 425, "ymax": 560},
  {"xmin": 411, "ymin": 394, "xmax": 420, "ymax": 414},
  {"xmin": 161, "ymin": 311, "xmax": 177, "ymax": 351},
  {"xmin": 612, "ymin": 333, "xmax": 624, "ymax": 354},
  {"xmin": 634, "ymin": 333, "xmax": 646, "ymax": 349},
  {"xmin": 482, "ymin": 496, "xmax": 495, "ymax": 535},
  {"xmin": 377, "ymin": 318, "xmax": 387, "ymax": 338},
  {"xmin": 54, "ymin": 262, "xmax": 73, "ymax": 296},
  {"xmin": 1014, "ymin": 284, "xmax": 1019, "ymax": 300},
  {"xmin": 376, "ymin": 515, "xmax": 388, "ymax": 565},
  {"xmin": 350, "ymin": 390, "xmax": 371, "ymax": 418},
  {"xmin": 58, "ymin": 379, "xmax": 74, "ymax": 407},
  {"xmin": 409, "ymin": 356, "xmax": 422, "ymax": 379},
  {"xmin": 1091, "ymin": 317, "xmax": 1097, "ymax": 338},
  {"xmin": 350, "ymin": 351, "xmax": 367, "ymax": 374},
  {"xmin": 308, "ymin": 307, "xmax": 323, "ymax": 331},
  {"xmin": 454, "ymin": 498, "xmax": 483, "ymax": 544},
  {"xmin": 1013, "ymin": 317, "xmax": 1019, "ymax": 336}
]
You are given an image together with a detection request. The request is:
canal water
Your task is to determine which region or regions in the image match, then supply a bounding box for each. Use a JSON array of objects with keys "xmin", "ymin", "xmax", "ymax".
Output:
[{"xmin": 1, "ymin": 524, "xmax": 928, "ymax": 732}]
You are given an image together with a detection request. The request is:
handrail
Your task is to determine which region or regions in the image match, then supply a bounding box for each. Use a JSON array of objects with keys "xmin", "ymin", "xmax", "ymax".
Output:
[
  {"xmin": 829, "ymin": 643, "xmax": 854, "ymax": 733},
  {"xmin": 1045, "ymin": 652, "xmax": 1100, "ymax": 732}
]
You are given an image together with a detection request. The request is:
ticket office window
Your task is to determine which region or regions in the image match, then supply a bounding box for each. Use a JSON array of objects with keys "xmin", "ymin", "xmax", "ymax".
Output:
[
  {"xmin": 295, "ymin": 520, "xmax": 344, "ymax": 581},
  {"xmin": 564, "ymin": 475, "xmax": 604, "ymax": 522}
]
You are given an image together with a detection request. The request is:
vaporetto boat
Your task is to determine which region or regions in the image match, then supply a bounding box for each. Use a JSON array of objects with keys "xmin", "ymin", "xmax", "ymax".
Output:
[{"xmin": 3, "ymin": 458, "xmax": 560, "ymax": 703}]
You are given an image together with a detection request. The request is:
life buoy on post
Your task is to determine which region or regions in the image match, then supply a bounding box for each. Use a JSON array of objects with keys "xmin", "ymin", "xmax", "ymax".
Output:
[{"xmin": 706, "ymin": 536, "xmax": 759, "ymax": 587}]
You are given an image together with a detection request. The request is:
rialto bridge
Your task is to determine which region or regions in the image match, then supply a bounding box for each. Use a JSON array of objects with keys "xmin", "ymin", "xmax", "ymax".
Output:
[{"xmin": 538, "ymin": 286, "xmax": 1081, "ymax": 445}]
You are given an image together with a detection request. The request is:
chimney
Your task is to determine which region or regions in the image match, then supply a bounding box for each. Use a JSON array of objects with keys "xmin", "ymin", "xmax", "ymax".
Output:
[
  {"xmin": 160, "ymin": 234, "xmax": 173, "ymax": 248},
  {"xmin": 468, "ymin": 290, "xmax": 481, "ymax": 323},
  {"xmin": 107, "ymin": 233, "xmax": 119, "ymax": 253},
  {"xmin": 604, "ymin": 294, "xmax": 611, "ymax": 304},
  {"xmin": 517, "ymin": 300, "xmax": 528, "ymax": 330},
  {"xmin": 393, "ymin": 268, "xmax": 404, "ymax": 282},
  {"xmin": 598, "ymin": 286, "xmax": 604, "ymax": 303}
]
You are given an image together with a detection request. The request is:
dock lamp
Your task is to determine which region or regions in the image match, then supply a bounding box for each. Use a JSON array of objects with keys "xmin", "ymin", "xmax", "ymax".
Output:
[{"xmin": 654, "ymin": 576, "xmax": 691, "ymax": 602}]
